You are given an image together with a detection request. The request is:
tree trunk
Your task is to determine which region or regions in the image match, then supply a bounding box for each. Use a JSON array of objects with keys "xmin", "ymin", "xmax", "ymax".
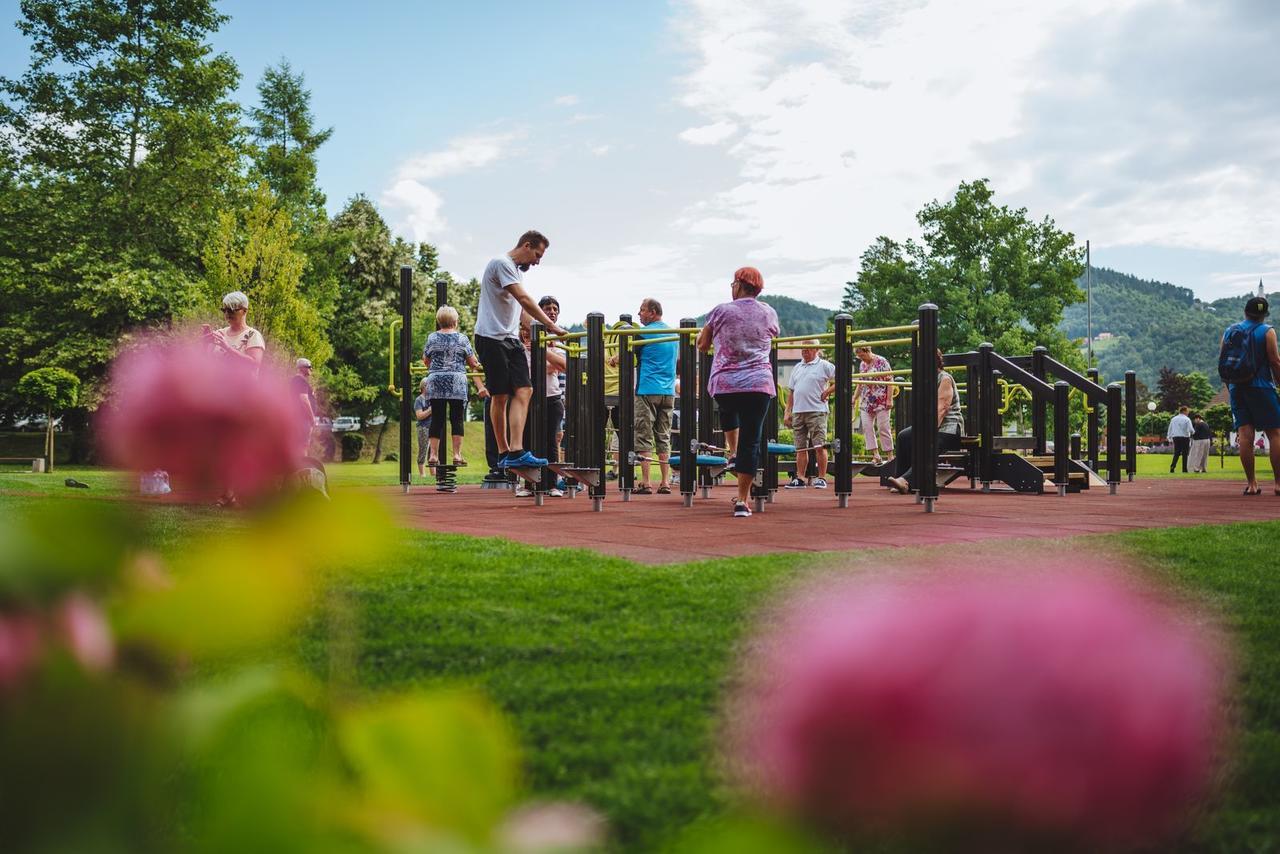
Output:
[{"xmin": 371, "ymin": 420, "xmax": 389, "ymax": 463}]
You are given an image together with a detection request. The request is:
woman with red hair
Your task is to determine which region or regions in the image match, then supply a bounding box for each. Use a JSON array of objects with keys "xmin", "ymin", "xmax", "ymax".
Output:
[{"xmin": 696, "ymin": 267, "xmax": 780, "ymax": 518}]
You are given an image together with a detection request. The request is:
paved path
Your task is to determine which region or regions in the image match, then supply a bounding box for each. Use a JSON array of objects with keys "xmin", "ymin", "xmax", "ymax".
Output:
[{"xmin": 391, "ymin": 478, "xmax": 1279, "ymax": 564}]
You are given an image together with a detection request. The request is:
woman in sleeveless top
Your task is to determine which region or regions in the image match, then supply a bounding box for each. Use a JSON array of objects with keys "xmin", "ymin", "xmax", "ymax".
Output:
[{"xmin": 887, "ymin": 349, "xmax": 964, "ymax": 494}]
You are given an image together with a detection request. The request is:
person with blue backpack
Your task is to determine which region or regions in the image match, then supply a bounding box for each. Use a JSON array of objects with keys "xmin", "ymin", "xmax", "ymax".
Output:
[{"xmin": 1218, "ymin": 296, "xmax": 1280, "ymax": 495}]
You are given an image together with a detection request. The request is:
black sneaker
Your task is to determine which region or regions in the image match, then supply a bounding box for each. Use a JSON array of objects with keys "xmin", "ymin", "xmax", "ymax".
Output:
[
  {"xmin": 784, "ymin": 476, "xmax": 806, "ymax": 489},
  {"xmin": 732, "ymin": 500, "xmax": 752, "ymax": 518}
]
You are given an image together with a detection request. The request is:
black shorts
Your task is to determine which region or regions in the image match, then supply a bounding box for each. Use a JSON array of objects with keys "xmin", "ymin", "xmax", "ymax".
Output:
[{"xmin": 475, "ymin": 334, "xmax": 531, "ymax": 397}]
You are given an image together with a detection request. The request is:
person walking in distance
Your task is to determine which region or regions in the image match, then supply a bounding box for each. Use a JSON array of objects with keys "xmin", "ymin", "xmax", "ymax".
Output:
[
  {"xmin": 1188, "ymin": 413, "xmax": 1212, "ymax": 474},
  {"xmin": 1219, "ymin": 295, "xmax": 1280, "ymax": 494},
  {"xmin": 473, "ymin": 230, "xmax": 566, "ymax": 470},
  {"xmin": 1166, "ymin": 406, "xmax": 1193, "ymax": 474}
]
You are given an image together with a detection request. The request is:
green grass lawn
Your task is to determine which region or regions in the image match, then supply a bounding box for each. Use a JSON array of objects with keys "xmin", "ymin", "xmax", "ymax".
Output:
[
  {"xmin": 1136, "ymin": 451, "xmax": 1276, "ymax": 481},
  {"xmin": 4, "ymin": 472, "xmax": 1279, "ymax": 850}
]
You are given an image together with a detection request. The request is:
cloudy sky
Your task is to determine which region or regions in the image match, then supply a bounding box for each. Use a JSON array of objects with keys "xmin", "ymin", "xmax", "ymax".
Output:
[{"xmin": 3, "ymin": 0, "xmax": 1277, "ymax": 321}]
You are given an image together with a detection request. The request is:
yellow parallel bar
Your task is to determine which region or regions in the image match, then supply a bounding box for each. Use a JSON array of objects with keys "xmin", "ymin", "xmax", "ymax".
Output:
[
  {"xmin": 772, "ymin": 332, "xmax": 836, "ymax": 345},
  {"xmin": 543, "ymin": 331, "xmax": 588, "ymax": 342},
  {"xmin": 607, "ymin": 326, "xmax": 702, "ymax": 337},
  {"xmin": 847, "ymin": 323, "xmax": 918, "ymax": 339},
  {"xmin": 849, "ymin": 336, "xmax": 913, "ymax": 348},
  {"xmin": 387, "ymin": 318, "xmax": 402, "ymax": 395},
  {"xmin": 852, "ymin": 380, "xmax": 912, "ymax": 387},
  {"xmin": 629, "ymin": 335, "xmax": 681, "ymax": 348}
]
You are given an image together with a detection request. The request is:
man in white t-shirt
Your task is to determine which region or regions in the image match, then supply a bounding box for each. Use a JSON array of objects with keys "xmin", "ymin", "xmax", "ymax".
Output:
[
  {"xmin": 783, "ymin": 342, "xmax": 835, "ymax": 488},
  {"xmin": 474, "ymin": 230, "xmax": 566, "ymax": 470}
]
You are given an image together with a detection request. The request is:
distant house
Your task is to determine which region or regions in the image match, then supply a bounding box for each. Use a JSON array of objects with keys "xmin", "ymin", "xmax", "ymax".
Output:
[
  {"xmin": 1209, "ymin": 386, "xmax": 1230, "ymax": 407},
  {"xmin": 1095, "ymin": 331, "xmax": 1115, "ymax": 340}
]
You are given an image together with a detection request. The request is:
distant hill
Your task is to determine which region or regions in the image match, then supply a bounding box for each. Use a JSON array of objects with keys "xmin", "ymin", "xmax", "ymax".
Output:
[
  {"xmin": 1059, "ymin": 267, "xmax": 1274, "ymax": 387},
  {"xmin": 695, "ymin": 294, "xmax": 835, "ymax": 338}
]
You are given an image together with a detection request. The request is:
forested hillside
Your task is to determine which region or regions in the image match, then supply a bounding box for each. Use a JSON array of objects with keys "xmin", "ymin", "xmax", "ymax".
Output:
[
  {"xmin": 695, "ymin": 294, "xmax": 834, "ymax": 338},
  {"xmin": 1060, "ymin": 267, "xmax": 1271, "ymax": 387}
]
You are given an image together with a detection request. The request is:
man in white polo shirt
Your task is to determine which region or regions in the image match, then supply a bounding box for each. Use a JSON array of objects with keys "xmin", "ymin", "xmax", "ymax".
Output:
[
  {"xmin": 783, "ymin": 341, "xmax": 835, "ymax": 488},
  {"xmin": 474, "ymin": 229, "xmax": 566, "ymax": 469}
]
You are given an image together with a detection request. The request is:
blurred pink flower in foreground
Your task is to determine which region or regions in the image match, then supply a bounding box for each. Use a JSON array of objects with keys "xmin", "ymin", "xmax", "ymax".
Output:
[
  {"xmin": 56, "ymin": 593, "xmax": 115, "ymax": 673},
  {"xmin": 727, "ymin": 564, "xmax": 1229, "ymax": 844},
  {"xmin": 0, "ymin": 612, "xmax": 42, "ymax": 689},
  {"xmin": 99, "ymin": 339, "xmax": 304, "ymax": 500}
]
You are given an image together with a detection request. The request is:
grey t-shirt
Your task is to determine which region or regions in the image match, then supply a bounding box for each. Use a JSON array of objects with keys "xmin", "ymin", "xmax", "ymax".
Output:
[
  {"xmin": 475, "ymin": 254, "xmax": 523, "ymax": 339},
  {"xmin": 788, "ymin": 357, "xmax": 835, "ymax": 413}
]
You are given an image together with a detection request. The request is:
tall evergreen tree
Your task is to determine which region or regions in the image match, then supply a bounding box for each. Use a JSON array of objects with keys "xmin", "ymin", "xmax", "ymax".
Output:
[{"xmin": 248, "ymin": 58, "xmax": 332, "ymax": 232}]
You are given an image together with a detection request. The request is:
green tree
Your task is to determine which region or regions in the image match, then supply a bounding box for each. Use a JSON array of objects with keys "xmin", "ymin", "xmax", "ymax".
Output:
[
  {"xmin": 202, "ymin": 183, "xmax": 332, "ymax": 368},
  {"xmin": 15, "ymin": 367, "xmax": 79, "ymax": 471},
  {"xmin": 841, "ymin": 180, "xmax": 1084, "ymax": 365},
  {"xmin": 1156, "ymin": 367, "xmax": 1211, "ymax": 412},
  {"xmin": 323, "ymin": 197, "xmax": 421, "ymax": 460},
  {"xmin": 0, "ymin": 0, "xmax": 243, "ymax": 411},
  {"xmin": 248, "ymin": 58, "xmax": 332, "ymax": 234}
]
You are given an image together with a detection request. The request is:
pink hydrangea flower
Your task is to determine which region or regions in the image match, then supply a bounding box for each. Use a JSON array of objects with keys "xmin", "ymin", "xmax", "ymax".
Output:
[
  {"xmin": 0, "ymin": 612, "xmax": 42, "ymax": 689},
  {"xmin": 56, "ymin": 593, "xmax": 115, "ymax": 673},
  {"xmin": 727, "ymin": 564, "xmax": 1229, "ymax": 844},
  {"xmin": 99, "ymin": 339, "xmax": 305, "ymax": 501}
]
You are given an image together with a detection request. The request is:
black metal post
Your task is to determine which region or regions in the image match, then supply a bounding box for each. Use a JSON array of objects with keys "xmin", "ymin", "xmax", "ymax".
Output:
[
  {"xmin": 530, "ymin": 322, "xmax": 548, "ymax": 504},
  {"xmin": 679, "ymin": 319, "xmax": 697, "ymax": 507},
  {"xmin": 1086, "ymin": 368, "xmax": 1101, "ymax": 472},
  {"xmin": 759, "ymin": 345, "xmax": 779, "ymax": 507},
  {"xmin": 435, "ymin": 279, "xmax": 447, "ymax": 311},
  {"xmin": 917, "ymin": 304, "xmax": 939, "ymax": 512},
  {"xmin": 1053, "ymin": 380, "xmax": 1070, "ymax": 496},
  {"xmin": 1107, "ymin": 383, "xmax": 1123, "ymax": 493},
  {"xmin": 563, "ymin": 353, "xmax": 580, "ymax": 489},
  {"xmin": 586, "ymin": 313, "xmax": 606, "ymax": 511},
  {"xmin": 977, "ymin": 343, "xmax": 994, "ymax": 490},
  {"xmin": 1125, "ymin": 370, "xmax": 1137, "ymax": 481},
  {"xmin": 697, "ymin": 348, "xmax": 714, "ymax": 499},
  {"xmin": 398, "ymin": 266, "xmax": 413, "ymax": 492},
  {"xmin": 618, "ymin": 333, "xmax": 636, "ymax": 500},
  {"xmin": 833, "ymin": 314, "xmax": 853, "ymax": 507},
  {"xmin": 1031, "ymin": 346, "xmax": 1048, "ymax": 456}
]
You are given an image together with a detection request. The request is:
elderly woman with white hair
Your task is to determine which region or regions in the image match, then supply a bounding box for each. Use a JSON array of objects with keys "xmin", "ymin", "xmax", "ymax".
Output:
[
  {"xmin": 422, "ymin": 305, "xmax": 488, "ymax": 467},
  {"xmin": 208, "ymin": 291, "xmax": 266, "ymax": 369}
]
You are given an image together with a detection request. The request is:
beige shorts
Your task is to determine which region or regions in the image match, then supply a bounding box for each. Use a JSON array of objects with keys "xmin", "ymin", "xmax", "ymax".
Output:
[
  {"xmin": 792, "ymin": 411, "xmax": 828, "ymax": 450},
  {"xmin": 635, "ymin": 394, "xmax": 674, "ymax": 454}
]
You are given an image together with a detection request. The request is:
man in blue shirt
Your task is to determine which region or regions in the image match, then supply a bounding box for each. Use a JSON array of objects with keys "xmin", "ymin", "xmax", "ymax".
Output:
[
  {"xmin": 1222, "ymin": 296, "xmax": 1280, "ymax": 494},
  {"xmin": 632, "ymin": 298, "xmax": 678, "ymax": 494}
]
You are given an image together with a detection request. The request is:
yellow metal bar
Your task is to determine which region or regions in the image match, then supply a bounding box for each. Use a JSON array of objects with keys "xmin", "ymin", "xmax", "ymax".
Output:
[
  {"xmin": 849, "ymin": 336, "xmax": 913, "ymax": 348},
  {"xmin": 606, "ymin": 326, "xmax": 702, "ymax": 337},
  {"xmin": 543, "ymin": 331, "xmax": 588, "ymax": 342},
  {"xmin": 852, "ymin": 379, "xmax": 912, "ymax": 387},
  {"xmin": 846, "ymin": 323, "xmax": 918, "ymax": 340},
  {"xmin": 630, "ymin": 335, "xmax": 681, "ymax": 348},
  {"xmin": 387, "ymin": 318, "xmax": 402, "ymax": 395},
  {"xmin": 772, "ymin": 332, "xmax": 836, "ymax": 345}
]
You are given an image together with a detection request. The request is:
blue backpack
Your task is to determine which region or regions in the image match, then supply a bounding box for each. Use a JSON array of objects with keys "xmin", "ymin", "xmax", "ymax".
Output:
[{"xmin": 1219, "ymin": 322, "xmax": 1265, "ymax": 385}]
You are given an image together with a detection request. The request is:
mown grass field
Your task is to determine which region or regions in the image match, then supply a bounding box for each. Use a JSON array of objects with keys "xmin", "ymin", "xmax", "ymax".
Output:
[{"xmin": 2, "ymin": 469, "xmax": 1278, "ymax": 850}]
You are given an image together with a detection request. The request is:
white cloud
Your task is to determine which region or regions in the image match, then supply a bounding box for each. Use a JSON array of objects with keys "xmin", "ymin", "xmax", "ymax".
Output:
[
  {"xmin": 395, "ymin": 131, "xmax": 523, "ymax": 182},
  {"xmin": 668, "ymin": 0, "xmax": 1280, "ymax": 302},
  {"xmin": 589, "ymin": 144, "xmax": 611, "ymax": 156},
  {"xmin": 380, "ymin": 179, "xmax": 446, "ymax": 243},
  {"xmin": 381, "ymin": 130, "xmax": 524, "ymax": 243},
  {"xmin": 678, "ymin": 121, "xmax": 738, "ymax": 145},
  {"xmin": 553, "ymin": 94, "xmax": 580, "ymax": 107}
]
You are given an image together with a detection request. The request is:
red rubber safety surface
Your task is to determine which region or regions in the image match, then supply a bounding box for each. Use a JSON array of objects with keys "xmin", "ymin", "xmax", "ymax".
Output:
[{"xmin": 388, "ymin": 477, "xmax": 1280, "ymax": 565}]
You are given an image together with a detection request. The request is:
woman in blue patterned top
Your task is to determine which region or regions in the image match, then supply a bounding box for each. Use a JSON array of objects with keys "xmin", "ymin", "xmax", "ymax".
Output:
[{"xmin": 422, "ymin": 306, "xmax": 488, "ymax": 466}]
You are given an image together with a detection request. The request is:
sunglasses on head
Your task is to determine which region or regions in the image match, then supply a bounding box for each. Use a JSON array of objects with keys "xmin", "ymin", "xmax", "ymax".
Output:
[{"xmin": 222, "ymin": 306, "xmax": 243, "ymax": 314}]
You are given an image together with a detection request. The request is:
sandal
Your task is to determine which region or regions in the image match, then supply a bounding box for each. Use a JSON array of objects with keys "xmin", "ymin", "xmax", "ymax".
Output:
[
  {"xmin": 656, "ymin": 484, "xmax": 671, "ymax": 494},
  {"xmin": 453, "ymin": 457, "xmax": 467, "ymax": 467},
  {"xmin": 1244, "ymin": 486, "xmax": 1262, "ymax": 495},
  {"xmin": 632, "ymin": 485, "xmax": 653, "ymax": 495}
]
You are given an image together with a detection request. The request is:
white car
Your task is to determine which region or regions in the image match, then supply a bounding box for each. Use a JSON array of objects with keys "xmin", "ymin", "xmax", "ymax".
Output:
[{"xmin": 331, "ymin": 416, "xmax": 361, "ymax": 432}]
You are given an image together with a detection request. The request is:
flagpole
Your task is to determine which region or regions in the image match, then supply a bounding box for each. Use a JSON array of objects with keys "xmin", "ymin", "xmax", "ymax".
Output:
[{"xmin": 1086, "ymin": 240, "xmax": 1093, "ymax": 367}]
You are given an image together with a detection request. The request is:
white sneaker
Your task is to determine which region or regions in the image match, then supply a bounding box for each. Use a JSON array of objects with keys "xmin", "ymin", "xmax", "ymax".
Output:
[
  {"xmin": 732, "ymin": 500, "xmax": 752, "ymax": 518},
  {"xmin": 813, "ymin": 477, "xmax": 828, "ymax": 489},
  {"xmin": 514, "ymin": 485, "xmax": 533, "ymax": 498},
  {"xmin": 548, "ymin": 488, "xmax": 565, "ymax": 498}
]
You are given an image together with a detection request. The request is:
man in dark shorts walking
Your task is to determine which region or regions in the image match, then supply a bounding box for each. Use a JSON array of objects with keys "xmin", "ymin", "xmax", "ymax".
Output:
[
  {"xmin": 1221, "ymin": 296, "xmax": 1280, "ymax": 494},
  {"xmin": 474, "ymin": 230, "xmax": 566, "ymax": 469}
]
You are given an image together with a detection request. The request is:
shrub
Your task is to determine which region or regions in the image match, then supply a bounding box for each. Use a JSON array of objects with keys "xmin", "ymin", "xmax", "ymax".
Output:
[{"xmin": 340, "ymin": 432, "xmax": 365, "ymax": 462}]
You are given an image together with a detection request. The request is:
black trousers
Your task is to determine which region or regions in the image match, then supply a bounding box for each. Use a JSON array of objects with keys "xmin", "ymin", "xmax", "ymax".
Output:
[
  {"xmin": 427, "ymin": 398, "xmax": 466, "ymax": 439},
  {"xmin": 1170, "ymin": 436, "xmax": 1190, "ymax": 472},
  {"xmin": 894, "ymin": 426, "xmax": 962, "ymax": 490}
]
